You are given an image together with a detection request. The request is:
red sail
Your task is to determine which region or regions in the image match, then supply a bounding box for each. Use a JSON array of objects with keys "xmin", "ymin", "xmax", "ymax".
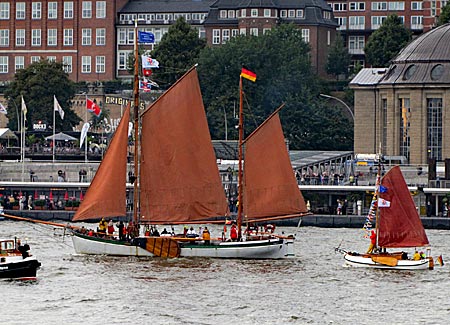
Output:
[
  {"xmin": 243, "ymin": 112, "xmax": 307, "ymax": 220},
  {"xmin": 139, "ymin": 68, "xmax": 229, "ymax": 223},
  {"xmin": 378, "ymin": 166, "xmax": 429, "ymax": 247},
  {"xmin": 73, "ymin": 105, "xmax": 130, "ymax": 221}
]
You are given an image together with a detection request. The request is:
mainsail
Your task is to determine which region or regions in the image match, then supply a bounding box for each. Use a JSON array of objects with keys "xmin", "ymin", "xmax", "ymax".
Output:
[
  {"xmin": 139, "ymin": 68, "xmax": 229, "ymax": 223},
  {"xmin": 378, "ymin": 166, "xmax": 429, "ymax": 247},
  {"xmin": 243, "ymin": 109, "xmax": 307, "ymax": 220},
  {"xmin": 73, "ymin": 105, "xmax": 130, "ymax": 221}
]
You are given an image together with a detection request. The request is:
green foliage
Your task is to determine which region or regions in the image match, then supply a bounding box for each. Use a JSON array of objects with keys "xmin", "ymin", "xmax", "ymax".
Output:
[
  {"xmin": 89, "ymin": 107, "xmax": 110, "ymax": 131},
  {"xmin": 326, "ymin": 32, "xmax": 351, "ymax": 79},
  {"xmin": 4, "ymin": 60, "xmax": 81, "ymax": 131},
  {"xmin": 197, "ymin": 23, "xmax": 353, "ymax": 150},
  {"xmin": 150, "ymin": 17, "xmax": 206, "ymax": 89},
  {"xmin": 364, "ymin": 15, "xmax": 412, "ymax": 67}
]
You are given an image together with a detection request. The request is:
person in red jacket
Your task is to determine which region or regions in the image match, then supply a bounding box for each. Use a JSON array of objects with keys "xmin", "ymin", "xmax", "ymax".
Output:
[
  {"xmin": 366, "ymin": 230, "xmax": 377, "ymax": 254},
  {"xmin": 230, "ymin": 223, "xmax": 238, "ymax": 241}
]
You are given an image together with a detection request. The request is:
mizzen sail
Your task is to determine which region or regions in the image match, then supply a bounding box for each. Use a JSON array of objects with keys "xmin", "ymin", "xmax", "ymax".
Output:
[
  {"xmin": 139, "ymin": 68, "xmax": 229, "ymax": 223},
  {"xmin": 378, "ymin": 166, "xmax": 429, "ymax": 247},
  {"xmin": 243, "ymin": 111, "xmax": 307, "ymax": 220},
  {"xmin": 73, "ymin": 105, "xmax": 131, "ymax": 221}
]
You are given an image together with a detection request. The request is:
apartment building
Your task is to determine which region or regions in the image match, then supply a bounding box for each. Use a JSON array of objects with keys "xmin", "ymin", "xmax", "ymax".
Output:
[{"xmin": 327, "ymin": 0, "xmax": 447, "ymax": 68}]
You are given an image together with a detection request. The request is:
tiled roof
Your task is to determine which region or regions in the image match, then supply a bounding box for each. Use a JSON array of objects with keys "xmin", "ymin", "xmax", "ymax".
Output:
[{"xmin": 121, "ymin": 0, "xmax": 215, "ymax": 13}]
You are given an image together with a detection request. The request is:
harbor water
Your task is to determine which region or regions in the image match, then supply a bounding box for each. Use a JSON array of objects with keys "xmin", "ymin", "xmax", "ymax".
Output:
[{"xmin": 1, "ymin": 220, "xmax": 449, "ymax": 324}]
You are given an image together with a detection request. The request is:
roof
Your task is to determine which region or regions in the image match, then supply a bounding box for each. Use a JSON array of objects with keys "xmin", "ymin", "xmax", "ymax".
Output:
[
  {"xmin": 289, "ymin": 150, "xmax": 353, "ymax": 169},
  {"xmin": 349, "ymin": 68, "xmax": 387, "ymax": 87},
  {"xmin": 0, "ymin": 128, "xmax": 18, "ymax": 140},
  {"xmin": 120, "ymin": 0, "xmax": 215, "ymax": 13},
  {"xmin": 45, "ymin": 132, "xmax": 77, "ymax": 141}
]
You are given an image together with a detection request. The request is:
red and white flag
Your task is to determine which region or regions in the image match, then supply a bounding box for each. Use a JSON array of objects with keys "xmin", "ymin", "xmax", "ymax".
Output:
[
  {"xmin": 86, "ymin": 98, "xmax": 101, "ymax": 117},
  {"xmin": 378, "ymin": 198, "xmax": 391, "ymax": 208}
]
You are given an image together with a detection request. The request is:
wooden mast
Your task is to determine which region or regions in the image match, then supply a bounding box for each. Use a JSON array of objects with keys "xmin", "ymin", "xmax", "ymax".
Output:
[
  {"xmin": 237, "ymin": 76, "xmax": 244, "ymax": 239},
  {"xmin": 132, "ymin": 20, "xmax": 140, "ymax": 225}
]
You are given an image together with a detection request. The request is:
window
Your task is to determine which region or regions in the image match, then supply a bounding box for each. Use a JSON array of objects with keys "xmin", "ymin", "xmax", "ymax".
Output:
[
  {"xmin": 0, "ymin": 30, "xmax": 9, "ymax": 46},
  {"xmin": 240, "ymin": 28, "xmax": 246, "ymax": 35},
  {"xmin": 15, "ymin": 56, "xmax": 25, "ymax": 72},
  {"xmin": 118, "ymin": 29, "xmax": 126, "ymax": 45},
  {"xmin": 288, "ymin": 10, "xmax": 295, "ymax": 18},
  {"xmin": 213, "ymin": 29, "xmax": 220, "ymax": 44},
  {"xmin": 427, "ymin": 98, "xmax": 442, "ymax": 160},
  {"xmin": 411, "ymin": 16, "xmax": 423, "ymax": 29},
  {"xmin": 228, "ymin": 10, "xmax": 235, "ymax": 18},
  {"xmin": 280, "ymin": 10, "xmax": 287, "ymax": 18},
  {"xmin": 32, "ymin": 29, "xmax": 41, "ymax": 46},
  {"xmin": 47, "ymin": 56, "xmax": 56, "ymax": 62},
  {"xmin": 251, "ymin": 9, "xmax": 258, "ymax": 17},
  {"xmin": 0, "ymin": 56, "xmax": 7, "ymax": 73},
  {"xmin": 250, "ymin": 28, "xmax": 258, "ymax": 36},
  {"xmin": 118, "ymin": 51, "xmax": 128, "ymax": 70},
  {"xmin": 323, "ymin": 11, "xmax": 331, "ymax": 19},
  {"xmin": 48, "ymin": 29, "xmax": 57, "ymax": 46},
  {"xmin": 371, "ymin": 16, "xmax": 387, "ymax": 29},
  {"xmin": 16, "ymin": 29, "xmax": 25, "ymax": 46},
  {"xmin": 96, "ymin": 56, "xmax": 105, "ymax": 73},
  {"xmin": 62, "ymin": 56, "xmax": 72, "ymax": 73},
  {"xmin": 302, "ymin": 29, "xmax": 310, "ymax": 43},
  {"xmin": 264, "ymin": 9, "xmax": 271, "ymax": 17},
  {"xmin": 411, "ymin": 1, "xmax": 422, "ymax": 10},
  {"xmin": 48, "ymin": 2, "xmax": 58, "ymax": 19},
  {"xmin": 399, "ymin": 98, "xmax": 411, "ymax": 163},
  {"xmin": 82, "ymin": 56, "xmax": 91, "ymax": 73},
  {"xmin": 96, "ymin": 1, "xmax": 106, "ymax": 18},
  {"xmin": 220, "ymin": 10, "xmax": 227, "ymax": 18},
  {"xmin": 82, "ymin": 1, "xmax": 92, "ymax": 18},
  {"xmin": 64, "ymin": 29, "xmax": 73, "ymax": 46},
  {"xmin": 263, "ymin": 28, "xmax": 271, "ymax": 34},
  {"xmin": 349, "ymin": 2, "xmax": 365, "ymax": 10},
  {"xmin": 96, "ymin": 28, "xmax": 106, "ymax": 45},
  {"xmin": 389, "ymin": 2, "xmax": 405, "ymax": 10},
  {"xmin": 32, "ymin": 2, "xmax": 42, "ymax": 19},
  {"xmin": 348, "ymin": 35, "xmax": 365, "ymax": 53},
  {"xmin": 349, "ymin": 16, "xmax": 365, "ymax": 29},
  {"xmin": 333, "ymin": 3, "xmax": 347, "ymax": 11},
  {"xmin": 31, "ymin": 56, "xmax": 40, "ymax": 63},
  {"xmin": 403, "ymin": 64, "xmax": 417, "ymax": 80},
  {"xmin": 64, "ymin": 2, "xmax": 74, "ymax": 19},
  {"xmin": 241, "ymin": 9, "xmax": 246, "ymax": 17},
  {"xmin": 371, "ymin": 2, "xmax": 387, "ymax": 10},
  {"xmin": 431, "ymin": 64, "xmax": 444, "ymax": 80},
  {"xmin": 337, "ymin": 17, "xmax": 347, "ymax": 30},
  {"xmin": 16, "ymin": 2, "xmax": 26, "ymax": 19},
  {"xmin": 382, "ymin": 98, "xmax": 387, "ymax": 153},
  {"xmin": 222, "ymin": 29, "xmax": 230, "ymax": 43},
  {"xmin": 297, "ymin": 9, "xmax": 304, "ymax": 17},
  {"xmin": 0, "ymin": 3, "xmax": 9, "ymax": 20},
  {"xmin": 82, "ymin": 29, "xmax": 92, "ymax": 45}
]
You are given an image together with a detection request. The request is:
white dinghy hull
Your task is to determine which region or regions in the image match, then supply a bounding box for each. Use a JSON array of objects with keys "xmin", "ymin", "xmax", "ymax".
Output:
[{"xmin": 344, "ymin": 253, "xmax": 433, "ymax": 270}]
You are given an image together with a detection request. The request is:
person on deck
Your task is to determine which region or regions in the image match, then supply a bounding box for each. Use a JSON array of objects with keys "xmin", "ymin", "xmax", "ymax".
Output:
[
  {"xmin": 202, "ymin": 227, "xmax": 211, "ymax": 245},
  {"xmin": 230, "ymin": 223, "xmax": 238, "ymax": 241},
  {"xmin": 117, "ymin": 221, "xmax": 125, "ymax": 241},
  {"xmin": 420, "ymin": 251, "xmax": 426, "ymax": 259},
  {"xmin": 107, "ymin": 220, "xmax": 115, "ymax": 236},
  {"xmin": 186, "ymin": 227, "xmax": 197, "ymax": 238},
  {"xmin": 366, "ymin": 230, "xmax": 376, "ymax": 254},
  {"xmin": 98, "ymin": 218, "xmax": 107, "ymax": 236},
  {"xmin": 413, "ymin": 251, "xmax": 421, "ymax": 260}
]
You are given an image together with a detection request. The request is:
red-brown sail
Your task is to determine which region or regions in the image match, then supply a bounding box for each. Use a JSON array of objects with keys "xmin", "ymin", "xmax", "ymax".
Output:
[
  {"xmin": 378, "ymin": 166, "xmax": 429, "ymax": 247},
  {"xmin": 243, "ymin": 111, "xmax": 307, "ymax": 220},
  {"xmin": 73, "ymin": 105, "xmax": 130, "ymax": 221},
  {"xmin": 139, "ymin": 68, "xmax": 229, "ymax": 223}
]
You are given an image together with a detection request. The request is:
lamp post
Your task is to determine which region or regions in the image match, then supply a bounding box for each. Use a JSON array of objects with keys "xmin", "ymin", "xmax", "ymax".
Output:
[{"xmin": 320, "ymin": 94, "xmax": 354, "ymax": 122}]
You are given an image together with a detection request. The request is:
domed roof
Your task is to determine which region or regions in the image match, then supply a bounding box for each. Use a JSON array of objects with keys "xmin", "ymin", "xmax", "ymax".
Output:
[{"xmin": 380, "ymin": 24, "xmax": 450, "ymax": 84}]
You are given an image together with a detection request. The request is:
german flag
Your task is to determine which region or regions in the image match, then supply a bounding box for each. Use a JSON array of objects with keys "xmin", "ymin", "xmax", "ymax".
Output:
[{"xmin": 240, "ymin": 67, "xmax": 257, "ymax": 82}]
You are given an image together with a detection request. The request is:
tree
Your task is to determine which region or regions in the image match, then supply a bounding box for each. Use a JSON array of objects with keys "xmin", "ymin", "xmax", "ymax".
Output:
[
  {"xmin": 4, "ymin": 60, "xmax": 81, "ymax": 131},
  {"xmin": 198, "ymin": 23, "xmax": 353, "ymax": 150},
  {"xmin": 326, "ymin": 32, "xmax": 351, "ymax": 80},
  {"xmin": 150, "ymin": 17, "xmax": 206, "ymax": 89},
  {"xmin": 364, "ymin": 15, "xmax": 412, "ymax": 67},
  {"xmin": 437, "ymin": 4, "xmax": 450, "ymax": 26}
]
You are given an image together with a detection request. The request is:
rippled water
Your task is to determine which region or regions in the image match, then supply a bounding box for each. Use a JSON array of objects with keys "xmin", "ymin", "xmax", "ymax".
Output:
[{"xmin": 1, "ymin": 220, "xmax": 449, "ymax": 325}]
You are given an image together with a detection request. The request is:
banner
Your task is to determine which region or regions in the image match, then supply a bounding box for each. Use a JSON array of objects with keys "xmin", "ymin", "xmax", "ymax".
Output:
[
  {"xmin": 141, "ymin": 55, "xmax": 159, "ymax": 68},
  {"xmin": 54, "ymin": 95, "xmax": 64, "ymax": 120},
  {"xmin": 80, "ymin": 122, "xmax": 90, "ymax": 148},
  {"xmin": 138, "ymin": 31, "xmax": 155, "ymax": 44}
]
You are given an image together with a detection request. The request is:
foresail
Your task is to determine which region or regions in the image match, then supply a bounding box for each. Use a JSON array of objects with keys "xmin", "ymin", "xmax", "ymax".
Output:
[
  {"xmin": 139, "ymin": 68, "xmax": 229, "ymax": 223},
  {"xmin": 243, "ymin": 112, "xmax": 307, "ymax": 220},
  {"xmin": 72, "ymin": 105, "xmax": 130, "ymax": 221},
  {"xmin": 378, "ymin": 166, "xmax": 429, "ymax": 247}
]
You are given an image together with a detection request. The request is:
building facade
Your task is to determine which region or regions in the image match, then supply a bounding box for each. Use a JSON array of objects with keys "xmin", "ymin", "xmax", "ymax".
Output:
[
  {"xmin": 326, "ymin": 0, "xmax": 447, "ymax": 68},
  {"xmin": 350, "ymin": 23, "xmax": 450, "ymax": 165}
]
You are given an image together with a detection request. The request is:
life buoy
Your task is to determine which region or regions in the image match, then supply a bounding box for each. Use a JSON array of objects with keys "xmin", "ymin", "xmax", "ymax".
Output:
[{"xmin": 264, "ymin": 224, "xmax": 276, "ymax": 233}]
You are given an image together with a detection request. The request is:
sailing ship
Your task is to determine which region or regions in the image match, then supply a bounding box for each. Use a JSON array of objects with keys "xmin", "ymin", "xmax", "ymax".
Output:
[
  {"xmin": 0, "ymin": 238, "xmax": 41, "ymax": 280},
  {"xmin": 338, "ymin": 164, "xmax": 440, "ymax": 270},
  {"xmin": 70, "ymin": 64, "xmax": 308, "ymax": 258}
]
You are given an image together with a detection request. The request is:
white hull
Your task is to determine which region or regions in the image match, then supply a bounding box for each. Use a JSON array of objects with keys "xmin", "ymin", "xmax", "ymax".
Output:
[
  {"xmin": 344, "ymin": 253, "xmax": 432, "ymax": 270},
  {"xmin": 71, "ymin": 233, "xmax": 294, "ymax": 259}
]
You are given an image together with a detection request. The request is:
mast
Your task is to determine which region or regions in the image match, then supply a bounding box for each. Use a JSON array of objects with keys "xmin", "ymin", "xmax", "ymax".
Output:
[
  {"xmin": 374, "ymin": 156, "xmax": 382, "ymax": 249},
  {"xmin": 237, "ymin": 76, "xmax": 244, "ymax": 239},
  {"xmin": 132, "ymin": 20, "xmax": 140, "ymax": 225}
]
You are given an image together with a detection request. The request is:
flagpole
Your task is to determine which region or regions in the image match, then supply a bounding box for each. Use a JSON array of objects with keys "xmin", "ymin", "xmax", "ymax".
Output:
[
  {"xmin": 85, "ymin": 94, "xmax": 88, "ymax": 163},
  {"xmin": 53, "ymin": 96, "xmax": 56, "ymax": 163},
  {"xmin": 133, "ymin": 19, "xmax": 140, "ymax": 225},
  {"xmin": 19, "ymin": 98, "xmax": 23, "ymax": 181},
  {"xmin": 21, "ymin": 99, "xmax": 25, "ymax": 182}
]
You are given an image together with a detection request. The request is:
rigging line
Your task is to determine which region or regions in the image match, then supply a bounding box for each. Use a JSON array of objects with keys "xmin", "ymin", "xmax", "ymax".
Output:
[{"xmin": 242, "ymin": 90, "xmax": 259, "ymax": 130}]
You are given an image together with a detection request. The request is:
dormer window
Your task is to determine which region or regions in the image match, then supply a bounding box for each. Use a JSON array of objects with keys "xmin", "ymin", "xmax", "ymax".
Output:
[
  {"xmin": 220, "ymin": 10, "xmax": 227, "ymax": 18},
  {"xmin": 251, "ymin": 9, "xmax": 258, "ymax": 17},
  {"xmin": 241, "ymin": 9, "xmax": 246, "ymax": 17},
  {"xmin": 288, "ymin": 10, "xmax": 295, "ymax": 17},
  {"xmin": 280, "ymin": 10, "xmax": 287, "ymax": 18},
  {"xmin": 228, "ymin": 10, "xmax": 235, "ymax": 18},
  {"xmin": 323, "ymin": 11, "xmax": 331, "ymax": 19},
  {"xmin": 296, "ymin": 10, "xmax": 304, "ymax": 17},
  {"xmin": 264, "ymin": 9, "xmax": 271, "ymax": 17}
]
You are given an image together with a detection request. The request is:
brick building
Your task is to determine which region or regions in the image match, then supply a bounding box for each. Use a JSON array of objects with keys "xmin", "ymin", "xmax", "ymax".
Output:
[{"xmin": 327, "ymin": 0, "xmax": 447, "ymax": 68}]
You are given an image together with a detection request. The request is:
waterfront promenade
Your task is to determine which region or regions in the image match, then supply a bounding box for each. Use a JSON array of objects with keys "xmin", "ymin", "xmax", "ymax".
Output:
[{"xmin": 3, "ymin": 210, "xmax": 450, "ymax": 230}]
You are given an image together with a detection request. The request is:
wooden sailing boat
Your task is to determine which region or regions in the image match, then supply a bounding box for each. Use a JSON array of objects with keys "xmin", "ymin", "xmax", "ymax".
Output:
[
  {"xmin": 340, "ymin": 165, "xmax": 440, "ymax": 270},
  {"xmin": 70, "ymin": 24, "xmax": 308, "ymax": 258}
]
